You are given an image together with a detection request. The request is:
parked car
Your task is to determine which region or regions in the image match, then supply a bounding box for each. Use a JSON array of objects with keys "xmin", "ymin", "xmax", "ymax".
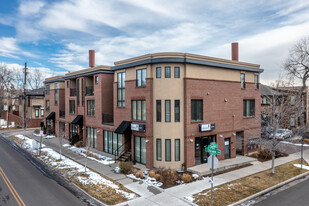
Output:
[
  {"xmin": 261, "ymin": 126, "xmax": 273, "ymax": 138},
  {"xmin": 274, "ymin": 129, "xmax": 293, "ymax": 139}
]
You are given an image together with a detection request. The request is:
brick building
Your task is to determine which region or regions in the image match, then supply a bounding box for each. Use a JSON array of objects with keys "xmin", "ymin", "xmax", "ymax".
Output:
[{"xmin": 44, "ymin": 45, "xmax": 263, "ymax": 170}]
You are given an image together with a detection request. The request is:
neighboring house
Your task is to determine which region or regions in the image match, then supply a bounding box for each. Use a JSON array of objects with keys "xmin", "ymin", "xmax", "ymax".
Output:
[
  {"xmin": 261, "ymin": 84, "xmax": 308, "ymax": 129},
  {"xmin": 44, "ymin": 45, "xmax": 263, "ymax": 170}
]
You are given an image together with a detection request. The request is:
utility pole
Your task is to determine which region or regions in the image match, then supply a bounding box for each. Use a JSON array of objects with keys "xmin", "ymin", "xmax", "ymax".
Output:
[{"xmin": 23, "ymin": 62, "xmax": 27, "ymax": 130}]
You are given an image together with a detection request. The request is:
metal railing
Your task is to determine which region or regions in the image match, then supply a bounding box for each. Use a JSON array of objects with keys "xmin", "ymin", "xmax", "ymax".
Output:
[
  {"xmin": 70, "ymin": 88, "xmax": 76, "ymax": 96},
  {"xmin": 59, "ymin": 110, "xmax": 65, "ymax": 118},
  {"xmin": 86, "ymin": 86, "xmax": 94, "ymax": 96},
  {"xmin": 114, "ymin": 139, "xmax": 131, "ymax": 161},
  {"xmin": 102, "ymin": 113, "xmax": 113, "ymax": 124}
]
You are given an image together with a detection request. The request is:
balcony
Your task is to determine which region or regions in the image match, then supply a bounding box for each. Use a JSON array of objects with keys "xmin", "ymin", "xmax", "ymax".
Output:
[
  {"xmin": 102, "ymin": 113, "xmax": 113, "ymax": 125},
  {"xmin": 59, "ymin": 110, "xmax": 65, "ymax": 118},
  {"xmin": 86, "ymin": 86, "xmax": 94, "ymax": 96},
  {"xmin": 70, "ymin": 88, "xmax": 76, "ymax": 96}
]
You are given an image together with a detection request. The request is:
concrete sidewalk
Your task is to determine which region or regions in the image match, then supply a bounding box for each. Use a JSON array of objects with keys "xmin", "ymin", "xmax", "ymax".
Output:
[{"xmin": 2, "ymin": 128, "xmax": 309, "ymax": 206}]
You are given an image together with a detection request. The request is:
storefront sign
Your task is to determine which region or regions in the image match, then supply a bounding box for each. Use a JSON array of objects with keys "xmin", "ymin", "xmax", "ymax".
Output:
[
  {"xmin": 199, "ymin": 123, "xmax": 215, "ymax": 132},
  {"xmin": 131, "ymin": 123, "xmax": 146, "ymax": 132}
]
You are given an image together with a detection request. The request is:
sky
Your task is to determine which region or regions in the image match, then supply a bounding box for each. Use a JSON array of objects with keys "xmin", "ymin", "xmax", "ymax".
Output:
[{"xmin": 0, "ymin": 0, "xmax": 309, "ymax": 83}]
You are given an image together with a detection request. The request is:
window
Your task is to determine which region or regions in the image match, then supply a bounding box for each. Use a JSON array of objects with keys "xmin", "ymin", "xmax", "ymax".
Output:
[
  {"xmin": 35, "ymin": 109, "xmax": 39, "ymax": 118},
  {"xmin": 175, "ymin": 139, "xmax": 180, "ymax": 161},
  {"xmin": 165, "ymin": 139, "xmax": 171, "ymax": 161},
  {"xmin": 132, "ymin": 100, "xmax": 146, "ymax": 121},
  {"xmin": 87, "ymin": 127, "xmax": 97, "ymax": 148},
  {"xmin": 174, "ymin": 67, "xmax": 180, "ymax": 78},
  {"xmin": 46, "ymin": 100, "xmax": 50, "ymax": 112},
  {"xmin": 156, "ymin": 139, "xmax": 162, "ymax": 161},
  {"xmin": 55, "ymin": 83, "xmax": 58, "ymax": 105},
  {"xmin": 156, "ymin": 100, "xmax": 161, "ymax": 122},
  {"xmin": 87, "ymin": 100, "xmax": 95, "ymax": 116},
  {"xmin": 156, "ymin": 67, "xmax": 161, "ymax": 78},
  {"xmin": 191, "ymin": 100, "xmax": 203, "ymax": 121},
  {"xmin": 77, "ymin": 79, "xmax": 79, "ymax": 106},
  {"xmin": 95, "ymin": 76, "xmax": 99, "ymax": 84},
  {"xmin": 254, "ymin": 75, "xmax": 259, "ymax": 89},
  {"xmin": 117, "ymin": 72, "xmax": 125, "ymax": 107},
  {"xmin": 41, "ymin": 109, "xmax": 44, "ymax": 117},
  {"xmin": 103, "ymin": 131, "xmax": 122, "ymax": 155},
  {"xmin": 165, "ymin": 66, "xmax": 171, "ymax": 78},
  {"xmin": 136, "ymin": 68, "xmax": 146, "ymax": 87},
  {"xmin": 67, "ymin": 81, "xmax": 69, "ymax": 88},
  {"xmin": 243, "ymin": 100, "xmax": 255, "ymax": 117},
  {"xmin": 45, "ymin": 85, "xmax": 50, "ymax": 95},
  {"xmin": 27, "ymin": 96, "xmax": 30, "ymax": 106},
  {"xmin": 81, "ymin": 79, "xmax": 84, "ymax": 106},
  {"xmin": 175, "ymin": 100, "xmax": 180, "ymax": 122},
  {"xmin": 165, "ymin": 100, "xmax": 171, "ymax": 122},
  {"xmin": 69, "ymin": 100, "xmax": 75, "ymax": 114},
  {"xmin": 134, "ymin": 136, "xmax": 146, "ymax": 164},
  {"xmin": 240, "ymin": 73, "xmax": 245, "ymax": 88},
  {"xmin": 290, "ymin": 95, "xmax": 296, "ymax": 106},
  {"xmin": 261, "ymin": 96, "xmax": 270, "ymax": 105},
  {"xmin": 290, "ymin": 114, "xmax": 296, "ymax": 127}
]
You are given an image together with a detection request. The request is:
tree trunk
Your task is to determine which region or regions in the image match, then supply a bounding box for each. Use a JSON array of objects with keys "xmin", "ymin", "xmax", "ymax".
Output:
[
  {"xmin": 6, "ymin": 91, "xmax": 9, "ymax": 128},
  {"xmin": 271, "ymin": 150, "xmax": 275, "ymax": 174}
]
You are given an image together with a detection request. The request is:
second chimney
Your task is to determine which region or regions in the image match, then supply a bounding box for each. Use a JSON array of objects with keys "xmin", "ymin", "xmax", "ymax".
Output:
[
  {"xmin": 89, "ymin": 50, "xmax": 95, "ymax": 67},
  {"xmin": 231, "ymin": 42, "xmax": 239, "ymax": 61}
]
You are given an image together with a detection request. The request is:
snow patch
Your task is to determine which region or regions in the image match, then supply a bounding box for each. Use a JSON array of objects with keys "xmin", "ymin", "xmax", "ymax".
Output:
[
  {"xmin": 293, "ymin": 164, "xmax": 309, "ymax": 170},
  {"xmin": 126, "ymin": 173, "xmax": 163, "ymax": 188},
  {"xmin": 62, "ymin": 144, "xmax": 71, "ymax": 147},
  {"xmin": 281, "ymin": 141, "xmax": 309, "ymax": 147}
]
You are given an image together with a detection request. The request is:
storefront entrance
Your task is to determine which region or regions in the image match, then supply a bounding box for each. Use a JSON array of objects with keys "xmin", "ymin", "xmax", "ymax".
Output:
[
  {"xmin": 195, "ymin": 135, "xmax": 216, "ymax": 165},
  {"xmin": 134, "ymin": 136, "xmax": 146, "ymax": 165}
]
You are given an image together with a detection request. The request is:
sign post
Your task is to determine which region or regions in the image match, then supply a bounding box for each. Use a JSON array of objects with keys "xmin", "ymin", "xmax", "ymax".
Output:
[{"xmin": 205, "ymin": 142, "xmax": 221, "ymax": 205}]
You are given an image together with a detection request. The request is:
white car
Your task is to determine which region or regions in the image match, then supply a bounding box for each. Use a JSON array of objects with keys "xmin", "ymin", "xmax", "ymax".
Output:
[{"xmin": 274, "ymin": 129, "xmax": 293, "ymax": 139}]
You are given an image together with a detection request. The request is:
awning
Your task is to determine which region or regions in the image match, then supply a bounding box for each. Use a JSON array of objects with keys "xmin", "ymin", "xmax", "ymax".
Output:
[
  {"xmin": 115, "ymin": 121, "xmax": 131, "ymax": 134},
  {"xmin": 46, "ymin": 112, "xmax": 55, "ymax": 120},
  {"xmin": 72, "ymin": 115, "xmax": 83, "ymax": 125}
]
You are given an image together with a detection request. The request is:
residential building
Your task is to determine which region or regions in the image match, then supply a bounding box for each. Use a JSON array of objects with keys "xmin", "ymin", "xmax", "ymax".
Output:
[{"xmin": 44, "ymin": 44, "xmax": 263, "ymax": 170}]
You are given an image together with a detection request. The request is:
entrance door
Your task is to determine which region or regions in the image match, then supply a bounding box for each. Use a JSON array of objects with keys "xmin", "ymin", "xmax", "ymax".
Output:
[
  {"xmin": 195, "ymin": 135, "xmax": 216, "ymax": 165},
  {"xmin": 236, "ymin": 131, "xmax": 244, "ymax": 155},
  {"xmin": 224, "ymin": 138, "xmax": 231, "ymax": 159},
  {"xmin": 134, "ymin": 136, "xmax": 146, "ymax": 165}
]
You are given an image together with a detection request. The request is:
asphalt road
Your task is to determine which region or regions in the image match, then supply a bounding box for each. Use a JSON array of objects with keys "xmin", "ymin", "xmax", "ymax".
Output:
[
  {"xmin": 0, "ymin": 134, "xmax": 85, "ymax": 206},
  {"xmin": 255, "ymin": 177, "xmax": 309, "ymax": 206}
]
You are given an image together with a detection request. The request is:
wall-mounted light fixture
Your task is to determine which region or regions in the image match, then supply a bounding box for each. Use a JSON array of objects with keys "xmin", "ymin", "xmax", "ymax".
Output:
[
  {"xmin": 219, "ymin": 135, "xmax": 223, "ymax": 138},
  {"xmin": 145, "ymin": 140, "xmax": 149, "ymax": 143},
  {"xmin": 224, "ymin": 98, "xmax": 228, "ymax": 102},
  {"xmin": 232, "ymin": 133, "xmax": 236, "ymax": 136},
  {"xmin": 189, "ymin": 139, "xmax": 194, "ymax": 143}
]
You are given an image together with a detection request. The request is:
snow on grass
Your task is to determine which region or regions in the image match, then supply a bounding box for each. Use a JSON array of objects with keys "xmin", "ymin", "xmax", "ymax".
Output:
[
  {"xmin": 33, "ymin": 133, "xmax": 46, "ymax": 137},
  {"xmin": 281, "ymin": 141, "xmax": 309, "ymax": 147},
  {"xmin": 44, "ymin": 135, "xmax": 56, "ymax": 139},
  {"xmin": 15, "ymin": 134, "xmax": 45, "ymax": 151},
  {"xmin": 126, "ymin": 173, "xmax": 163, "ymax": 188},
  {"xmin": 62, "ymin": 144, "xmax": 71, "ymax": 147},
  {"xmin": 184, "ymin": 195, "xmax": 194, "ymax": 202},
  {"xmin": 69, "ymin": 146, "xmax": 115, "ymax": 165},
  {"xmin": 39, "ymin": 148, "xmax": 137, "ymax": 200},
  {"xmin": 293, "ymin": 164, "xmax": 309, "ymax": 170}
]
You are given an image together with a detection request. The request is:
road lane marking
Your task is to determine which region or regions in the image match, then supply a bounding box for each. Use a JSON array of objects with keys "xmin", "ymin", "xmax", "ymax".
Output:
[{"xmin": 0, "ymin": 167, "xmax": 26, "ymax": 206}]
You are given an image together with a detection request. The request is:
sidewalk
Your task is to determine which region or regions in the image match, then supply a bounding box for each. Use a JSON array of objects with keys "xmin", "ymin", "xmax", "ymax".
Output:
[{"xmin": 2, "ymin": 128, "xmax": 309, "ymax": 206}]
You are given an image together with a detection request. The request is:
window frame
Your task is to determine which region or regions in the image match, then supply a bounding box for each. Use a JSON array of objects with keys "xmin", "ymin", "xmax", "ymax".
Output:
[
  {"xmin": 35, "ymin": 109, "xmax": 39, "ymax": 118},
  {"xmin": 174, "ymin": 100, "xmax": 180, "ymax": 122},
  {"xmin": 136, "ymin": 68, "xmax": 146, "ymax": 87},
  {"xmin": 243, "ymin": 99, "xmax": 255, "ymax": 117},
  {"xmin": 156, "ymin": 100, "xmax": 161, "ymax": 122},
  {"xmin": 117, "ymin": 72, "xmax": 125, "ymax": 107},
  {"xmin": 69, "ymin": 100, "xmax": 75, "ymax": 114},
  {"xmin": 240, "ymin": 73, "xmax": 246, "ymax": 89},
  {"xmin": 175, "ymin": 139, "xmax": 180, "ymax": 161},
  {"xmin": 174, "ymin": 67, "xmax": 180, "ymax": 78},
  {"xmin": 95, "ymin": 76, "xmax": 99, "ymax": 84},
  {"xmin": 156, "ymin": 139, "xmax": 162, "ymax": 161},
  {"xmin": 165, "ymin": 66, "xmax": 171, "ymax": 78},
  {"xmin": 191, "ymin": 99, "xmax": 203, "ymax": 121},
  {"xmin": 165, "ymin": 139, "xmax": 171, "ymax": 162},
  {"xmin": 254, "ymin": 74, "xmax": 259, "ymax": 89},
  {"xmin": 131, "ymin": 100, "xmax": 146, "ymax": 121},
  {"xmin": 156, "ymin": 67, "xmax": 161, "ymax": 78},
  {"xmin": 165, "ymin": 100, "xmax": 171, "ymax": 122},
  {"xmin": 41, "ymin": 109, "xmax": 44, "ymax": 117},
  {"xmin": 87, "ymin": 100, "xmax": 95, "ymax": 116},
  {"xmin": 46, "ymin": 100, "xmax": 50, "ymax": 112}
]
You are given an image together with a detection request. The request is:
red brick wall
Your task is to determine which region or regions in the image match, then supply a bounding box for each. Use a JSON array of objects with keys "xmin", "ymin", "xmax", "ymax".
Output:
[{"xmin": 2, "ymin": 111, "xmax": 42, "ymax": 128}]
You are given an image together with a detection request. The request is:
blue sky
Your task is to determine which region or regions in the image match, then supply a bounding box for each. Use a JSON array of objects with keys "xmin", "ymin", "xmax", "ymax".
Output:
[{"xmin": 0, "ymin": 0, "xmax": 309, "ymax": 83}]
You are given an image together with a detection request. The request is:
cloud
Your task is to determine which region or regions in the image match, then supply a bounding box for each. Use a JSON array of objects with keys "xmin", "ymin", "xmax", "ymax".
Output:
[{"xmin": 19, "ymin": 0, "xmax": 46, "ymax": 17}]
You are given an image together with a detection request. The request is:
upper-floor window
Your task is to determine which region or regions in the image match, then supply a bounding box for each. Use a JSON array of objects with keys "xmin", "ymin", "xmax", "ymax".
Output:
[
  {"xmin": 117, "ymin": 72, "xmax": 125, "ymax": 107},
  {"xmin": 35, "ymin": 109, "xmax": 39, "ymax": 118},
  {"xmin": 45, "ymin": 85, "xmax": 50, "ymax": 95},
  {"xmin": 165, "ymin": 66, "xmax": 171, "ymax": 78},
  {"xmin": 191, "ymin": 100, "xmax": 203, "ymax": 121},
  {"xmin": 87, "ymin": 100, "xmax": 95, "ymax": 116},
  {"xmin": 81, "ymin": 79, "xmax": 84, "ymax": 106},
  {"xmin": 41, "ymin": 109, "xmax": 44, "ymax": 117},
  {"xmin": 240, "ymin": 73, "xmax": 245, "ymax": 89},
  {"xmin": 243, "ymin": 100, "xmax": 255, "ymax": 117},
  {"xmin": 95, "ymin": 76, "xmax": 99, "ymax": 84},
  {"xmin": 175, "ymin": 139, "xmax": 180, "ymax": 161},
  {"xmin": 77, "ymin": 79, "xmax": 80, "ymax": 106},
  {"xmin": 290, "ymin": 114, "xmax": 296, "ymax": 127},
  {"xmin": 136, "ymin": 68, "xmax": 146, "ymax": 87},
  {"xmin": 132, "ymin": 100, "xmax": 146, "ymax": 121},
  {"xmin": 156, "ymin": 100, "xmax": 161, "ymax": 122},
  {"xmin": 254, "ymin": 75, "xmax": 259, "ymax": 89},
  {"xmin": 156, "ymin": 67, "xmax": 161, "ymax": 78},
  {"xmin": 69, "ymin": 100, "xmax": 75, "ymax": 114},
  {"xmin": 67, "ymin": 81, "xmax": 69, "ymax": 88},
  {"xmin": 261, "ymin": 96, "xmax": 270, "ymax": 105},
  {"xmin": 175, "ymin": 100, "xmax": 180, "ymax": 122},
  {"xmin": 46, "ymin": 100, "xmax": 50, "ymax": 112},
  {"xmin": 174, "ymin": 67, "xmax": 180, "ymax": 78},
  {"xmin": 54, "ymin": 83, "xmax": 58, "ymax": 105},
  {"xmin": 290, "ymin": 95, "xmax": 296, "ymax": 106},
  {"xmin": 165, "ymin": 100, "xmax": 171, "ymax": 122}
]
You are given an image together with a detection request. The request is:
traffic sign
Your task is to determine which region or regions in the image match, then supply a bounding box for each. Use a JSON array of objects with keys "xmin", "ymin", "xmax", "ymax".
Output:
[
  {"xmin": 205, "ymin": 142, "xmax": 221, "ymax": 156},
  {"xmin": 208, "ymin": 156, "xmax": 218, "ymax": 169}
]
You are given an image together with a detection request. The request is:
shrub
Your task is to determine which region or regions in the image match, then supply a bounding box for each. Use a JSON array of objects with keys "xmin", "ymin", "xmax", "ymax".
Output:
[
  {"xmin": 149, "ymin": 170, "xmax": 156, "ymax": 178},
  {"xmin": 75, "ymin": 141, "xmax": 85, "ymax": 148},
  {"xmin": 119, "ymin": 161, "xmax": 132, "ymax": 174},
  {"xmin": 154, "ymin": 174, "xmax": 161, "ymax": 181},
  {"xmin": 140, "ymin": 172, "xmax": 144, "ymax": 179},
  {"xmin": 258, "ymin": 149, "xmax": 272, "ymax": 160},
  {"xmin": 34, "ymin": 129, "xmax": 40, "ymax": 134},
  {"xmin": 181, "ymin": 173, "xmax": 192, "ymax": 183},
  {"xmin": 135, "ymin": 171, "xmax": 140, "ymax": 178}
]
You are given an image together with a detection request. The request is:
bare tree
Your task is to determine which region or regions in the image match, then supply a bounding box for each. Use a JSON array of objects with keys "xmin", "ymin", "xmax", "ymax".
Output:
[{"xmin": 27, "ymin": 69, "xmax": 45, "ymax": 89}]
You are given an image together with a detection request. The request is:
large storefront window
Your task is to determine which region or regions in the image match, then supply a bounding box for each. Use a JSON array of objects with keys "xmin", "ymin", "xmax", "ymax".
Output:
[
  {"xmin": 87, "ymin": 127, "xmax": 97, "ymax": 148},
  {"xmin": 69, "ymin": 124, "xmax": 77, "ymax": 139},
  {"xmin": 195, "ymin": 135, "xmax": 216, "ymax": 165},
  {"xmin": 134, "ymin": 136, "xmax": 146, "ymax": 164},
  {"xmin": 103, "ymin": 131, "xmax": 122, "ymax": 155}
]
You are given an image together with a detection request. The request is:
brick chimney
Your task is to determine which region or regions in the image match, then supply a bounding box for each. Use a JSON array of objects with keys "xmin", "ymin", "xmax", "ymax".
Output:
[
  {"xmin": 89, "ymin": 50, "xmax": 95, "ymax": 67},
  {"xmin": 231, "ymin": 42, "xmax": 239, "ymax": 61}
]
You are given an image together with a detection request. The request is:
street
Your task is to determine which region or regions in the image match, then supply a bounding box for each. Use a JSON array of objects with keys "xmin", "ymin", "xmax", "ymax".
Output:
[
  {"xmin": 0, "ymin": 134, "xmax": 85, "ymax": 206},
  {"xmin": 255, "ymin": 177, "xmax": 309, "ymax": 206}
]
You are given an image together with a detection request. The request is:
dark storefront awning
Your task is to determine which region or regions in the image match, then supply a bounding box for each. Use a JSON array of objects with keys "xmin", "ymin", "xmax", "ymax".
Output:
[
  {"xmin": 115, "ymin": 121, "xmax": 131, "ymax": 134},
  {"xmin": 46, "ymin": 112, "xmax": 55, "ymax": 120},
  {"xmin": 72, "ymin": 115, "xmax": 83, "ymax": 125}
]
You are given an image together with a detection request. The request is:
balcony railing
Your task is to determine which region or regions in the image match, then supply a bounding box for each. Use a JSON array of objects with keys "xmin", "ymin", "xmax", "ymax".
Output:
[
  {"xmin": 86, "ymin": 86, "xmax": 94, "ymax": 96},
  {"xmin": 60, "ymin": 110, "xmax": 65, "ymax": 118},
  {"xmin": 102, "ymin": 113, "xmax": 113, "ymax": 125},
  {"xmin": 70, "ymin": 88, "xmax": 76, "ymax": 96}
]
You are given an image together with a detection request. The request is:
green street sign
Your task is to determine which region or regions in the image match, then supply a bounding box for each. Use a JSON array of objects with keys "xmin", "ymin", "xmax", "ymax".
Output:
[
  {"xmin": 205, "ymin": 142, "xmax": 221, "ymax": 156},
  {"xmin": 210, "ymin": 142, "xmax": 218, "ymax": 148}
]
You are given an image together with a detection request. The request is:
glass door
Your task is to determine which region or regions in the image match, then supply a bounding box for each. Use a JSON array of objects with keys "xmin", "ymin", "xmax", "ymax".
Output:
[{"xmin": 134, "ymin": 136, "xmax": 146, "ymax": 164}]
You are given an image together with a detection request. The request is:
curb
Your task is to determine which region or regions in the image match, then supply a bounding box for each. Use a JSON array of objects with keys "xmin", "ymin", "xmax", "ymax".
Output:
[
  {"xmin": 0, "ymin": 133, "xmax": 106, "ymax": 206},
  {"xmin": 229, "ymin": 170, "xmax": 309, "ymax": 206}
]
